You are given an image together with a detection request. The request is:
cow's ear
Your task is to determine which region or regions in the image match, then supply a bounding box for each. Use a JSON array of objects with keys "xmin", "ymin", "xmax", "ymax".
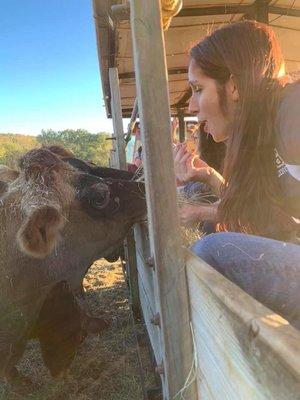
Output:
[
  {"xmin": 0, "ymin": 181, "xmax": 8, "ymax": 197},
  {"xmin": 0, "ymin": 165, "xmax": 19, "ymax": 182},
  {"xmin": 17, "ymin": 206, "xmax": 64, "ymax": 258}
]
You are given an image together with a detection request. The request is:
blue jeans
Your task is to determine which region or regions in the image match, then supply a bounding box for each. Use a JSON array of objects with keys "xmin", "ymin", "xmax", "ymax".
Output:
[{"xmin": 191, "ymin": 232, "xmax": 300, "ymax": 330}]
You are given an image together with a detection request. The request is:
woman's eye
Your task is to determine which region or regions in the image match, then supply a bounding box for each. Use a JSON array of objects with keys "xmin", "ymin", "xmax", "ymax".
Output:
[{"xmin": 193, "ymin": 85, "xmax": 202, "ymax": 93}]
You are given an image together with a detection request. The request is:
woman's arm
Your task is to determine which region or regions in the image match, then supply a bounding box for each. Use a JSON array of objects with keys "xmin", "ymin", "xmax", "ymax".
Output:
[
  {"xmin": 197, "ymin": 166, "xmax": 224, "ymax": 197},
  {"xmin": 179, "ymin": 201, "xmax": 219, "ymax": 227}
]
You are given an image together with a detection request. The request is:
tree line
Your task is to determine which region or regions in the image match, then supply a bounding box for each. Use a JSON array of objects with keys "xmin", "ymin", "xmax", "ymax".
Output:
[{"xmin": 0, "ymin": 129, "xmax": 112, "ymax": 168}]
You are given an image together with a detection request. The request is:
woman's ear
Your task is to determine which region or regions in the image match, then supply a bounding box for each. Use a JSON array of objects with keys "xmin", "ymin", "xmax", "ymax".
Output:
[{"xmin": 226, "ymin": 74, "xmax": 239, "ymax": 102}]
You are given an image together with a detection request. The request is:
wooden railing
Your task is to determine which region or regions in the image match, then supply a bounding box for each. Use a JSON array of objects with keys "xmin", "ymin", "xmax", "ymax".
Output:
[{"xmin": 134, "ymin": 225, "xmax": 300, "ymax": 399}]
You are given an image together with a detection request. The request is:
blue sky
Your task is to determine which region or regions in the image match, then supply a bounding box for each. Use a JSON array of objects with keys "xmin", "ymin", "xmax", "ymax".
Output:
[{"xmin": 0, "ymin": 0, "xmax": 113, "ymax": 135}]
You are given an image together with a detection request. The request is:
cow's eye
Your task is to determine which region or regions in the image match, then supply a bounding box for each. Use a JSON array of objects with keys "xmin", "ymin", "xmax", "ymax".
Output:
[
  {"xmin": 91, "ymin": 184, "xmax": 110, "ymax": 209},
  {"xmin": 93, "ymin": 195, "xmax": 108, "ymax": 208}
]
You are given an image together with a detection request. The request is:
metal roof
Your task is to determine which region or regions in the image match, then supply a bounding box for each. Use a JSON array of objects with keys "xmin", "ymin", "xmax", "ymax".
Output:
[{"xmin": 93, "ymin": 0, "xmax": 300, "ymax": 118}]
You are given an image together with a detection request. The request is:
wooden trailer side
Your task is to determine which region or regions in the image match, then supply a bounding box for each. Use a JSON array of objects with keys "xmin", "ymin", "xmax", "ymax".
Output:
[{"xmin": 186, "ymin": 251, "xmax": 300, "ymax": 400}]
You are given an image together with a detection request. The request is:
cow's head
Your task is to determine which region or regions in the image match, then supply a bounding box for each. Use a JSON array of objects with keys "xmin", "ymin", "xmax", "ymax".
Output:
[{"xmin": 2, "ymin": 148, "xmax": 146, "ymax": 261}]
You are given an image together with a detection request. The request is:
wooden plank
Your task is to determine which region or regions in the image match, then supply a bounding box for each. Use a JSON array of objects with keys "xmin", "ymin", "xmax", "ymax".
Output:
[
  {"xmin": 178, "ymin": 112, "xmax": 185, "ymax": 143},
  {"xmin": 134, "ymin": 223, "xmax": 150, "ymax": 261},
  {"xmin": 109, "ymin": 149, "xmax": 116, "ymax": 168},
  {"xmin": 135, "ymin": 223, "xmax": 162, "ymax": 363},
  {"xmin": 186, "ymin": 251, "xmax": 300, "ymax": 400},
  {"xmin": 124, "ymin": 228, "xmax": 141, "ymax": 319},
  {"xmin": 130, "ymin": 1, "xmax": 198, "ymax": 398},
  {"xmin": 109, "ymin": 68, "xmax": 141, "ymax": 321},
  {"xmin": 134, "ymin": 224, "xmax": 156, "ymax": 319},
  {"xmin": 134, "ymin": 223, "xmax": 163, "ymax": 373},
  {"xmin": 109, "ymin": 67, "xmax": 127, "ymax": 170},
  {"xmin": 138, "ymin": 269, "xmax": 162, "ymax": 364}
]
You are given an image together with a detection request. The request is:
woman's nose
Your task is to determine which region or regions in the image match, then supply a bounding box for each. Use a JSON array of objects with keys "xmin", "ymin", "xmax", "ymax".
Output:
[{"xmin": 188, "ymin": 93, "xmax": 199, "ymax": 115}]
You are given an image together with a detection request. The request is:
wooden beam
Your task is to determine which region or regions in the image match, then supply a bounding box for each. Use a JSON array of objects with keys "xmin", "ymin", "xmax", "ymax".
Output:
[
  {"xmin": 119, "ymin": 67, "xmax": 188, "ymax": 80},
  {"xmin": 176, "ymin": 4, "xmax": 300, "ymax": 19},
  {"xmin": 177, "ymin": 5, "xmax": 253, "ymax": 17},
  {"xmin": 269, "ymin": 6, "xmax": 300, "ymax": 18},
  {"xmin": 125, "ymin": 97, "xmax": 139, "ymax": 144},
  {"xmin": 173, "ymin": 88, "xmax": 192, "ymax": 109},
  {"xmin": 109, "ymin": 67, "xmax": 127, "ymax": 170},
  {"xmin": 111, "ymin": 3, "xmax": 130, "ymax": 21},
  {"xmin": 178, "ymin": 112, "xmax": 185, "ymax": 143},
  {"xmin": 130, "ymin": 1, "xmax": 198, "ymax": 398},
  {"xmin": 109, "ymin": 3, "xmax": 300, "ymax": 22},
  {"xmin": 254, "ymin": 0, "xmax": 269, "ymax": 23},
  {"xmin": 92, "ymin": 0, "xmax": 112, "ymax": 119}
]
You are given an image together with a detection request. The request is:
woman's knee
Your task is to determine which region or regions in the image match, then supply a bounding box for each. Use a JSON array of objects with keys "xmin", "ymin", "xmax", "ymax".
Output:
[
  {"xmin": 191, "ymin": 232, "xmax": 240, "ymax": 269},
  {"xmin": 191, "ymin": 233, "xmax": 222, "ymax": 265}
]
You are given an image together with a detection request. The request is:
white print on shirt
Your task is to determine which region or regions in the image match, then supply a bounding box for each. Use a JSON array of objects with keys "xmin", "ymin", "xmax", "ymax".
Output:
[{"xmin": 275, "ymin": 148, "xmax": 288, "ymax": 178}]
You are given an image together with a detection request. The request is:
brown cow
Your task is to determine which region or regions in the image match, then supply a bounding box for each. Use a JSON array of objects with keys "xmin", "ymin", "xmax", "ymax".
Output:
[{"xmin": 0, "ymin": 147, "xmax": 146, "ymax": 382}]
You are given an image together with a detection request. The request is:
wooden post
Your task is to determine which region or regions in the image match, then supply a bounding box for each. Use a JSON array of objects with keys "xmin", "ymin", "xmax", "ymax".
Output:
[
  {"xmin": 109, "ymin": 67, "xmax": 140, "ymax": 320},
  {"xmin": 130, "ymin": 1, "xmax": 198, "ymax": 398},
  {"xmin": 109, "ymin": 67, "xmax": 127, "ymax": 170},
  {"xmin": 255, "ymin": 0, "xmax": 269, "ymax": 23},
  {"xmin": 178, "ymin": 111, "xmax": 185, "ymax": 143}
]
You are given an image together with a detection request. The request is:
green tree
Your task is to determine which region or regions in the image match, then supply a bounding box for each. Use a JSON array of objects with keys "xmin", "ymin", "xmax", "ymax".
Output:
[{"xmin": 37, "ymin": 129, "xmax": 112, "ymax": 166}]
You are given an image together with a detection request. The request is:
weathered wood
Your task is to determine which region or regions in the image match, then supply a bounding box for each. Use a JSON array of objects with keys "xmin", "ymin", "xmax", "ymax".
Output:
[
  {"xmin": 269, "ymin": 6, "xmax": 300, "ymax": 18},
  {"xmin": 255, "ymin": 0, "xmax": 269, "ymax": 23},
  {"xmin": 186, "ymin": 251, "xmax": 300, "ymax": 400},
  {"xmin": 177, "ymin": 5, "xmax": 253, "ymax": 18},
  {"xmin": 125, "ymin": 97, "xmax": 139, "ymax": 145},
  {"xmin": 124, "ymin": 228, "xmax": 141, "ymax": 319},
  {"xmin": 178, "ymin": 112, "xmax": 185, "ymax": 143},
  {"xmin": 135, "ymin": 223, "xmax": 161, "ymax": 361},
  {"xmin": 111, "ymin": 3, "xmax": 130, "ymax": 21},
  {"xmin": 109, "ymin": 67, "xmax": 127, "ymax": 170},
  {"xmin": 138, "ymin": 270, "xmax": 162, "ymax": 364},
  {"xmin": 130, "ymin": 1, "xmax": 198, "ymax": 398},
  {"xmin": 109, "ymin": 68, "xmax": 141, "ymax": 322},
  {"xmin": 134, "ymin": 224, "xmax": 155, "ymax": 308},
  {"xmin": 109, "ymin": 148, "xmax": 117, "ymax": 168}
]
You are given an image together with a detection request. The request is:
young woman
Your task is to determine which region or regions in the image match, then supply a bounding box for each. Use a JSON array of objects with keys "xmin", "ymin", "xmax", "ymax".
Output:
[{"xmin": 174, "ymin": 21, "xmax": 300, "ymax": 329}]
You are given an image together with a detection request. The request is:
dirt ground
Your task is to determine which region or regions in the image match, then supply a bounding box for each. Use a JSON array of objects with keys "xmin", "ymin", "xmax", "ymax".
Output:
[{"xmin": 0, "ymin": 260, "xmax": 157, "ymax": 400}]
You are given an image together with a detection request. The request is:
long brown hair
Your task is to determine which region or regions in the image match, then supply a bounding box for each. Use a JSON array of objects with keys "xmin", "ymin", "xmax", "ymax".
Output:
[{"xmin": 190, "ymin": 21, "xmax": 296, "ymax": 240}]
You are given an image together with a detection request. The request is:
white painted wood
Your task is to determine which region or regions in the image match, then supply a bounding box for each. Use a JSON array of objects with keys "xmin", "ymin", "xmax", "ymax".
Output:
[{"xmin": 186, "ymin": 251, "xmax": 300, "ymax": 400}]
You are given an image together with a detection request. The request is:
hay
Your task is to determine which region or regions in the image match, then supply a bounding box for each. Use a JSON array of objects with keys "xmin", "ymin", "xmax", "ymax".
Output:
[{"xmin": 177, "ymin": 188, "xmax": 214, "ymax": 246}]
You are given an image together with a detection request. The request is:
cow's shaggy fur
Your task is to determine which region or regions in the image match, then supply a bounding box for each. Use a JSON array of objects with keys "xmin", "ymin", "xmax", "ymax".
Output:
[{"xmin": 0, "ymin": 147, "xmax": 146, "ymax": 381}]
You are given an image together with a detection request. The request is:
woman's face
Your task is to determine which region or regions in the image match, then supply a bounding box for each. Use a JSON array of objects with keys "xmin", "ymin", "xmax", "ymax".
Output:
[{"xmin": 188, "ymin": 59, "xmax": 238, "ymax": 143}]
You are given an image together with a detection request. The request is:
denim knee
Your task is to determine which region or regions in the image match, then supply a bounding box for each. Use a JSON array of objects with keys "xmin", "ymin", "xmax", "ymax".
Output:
[
  {"xmin": 191, "ymin": 233, "xmax": 217, "ymax": 266},
  {"xmin": 191, "ymin": 232, "xmax": 234, "ymax": 267}
]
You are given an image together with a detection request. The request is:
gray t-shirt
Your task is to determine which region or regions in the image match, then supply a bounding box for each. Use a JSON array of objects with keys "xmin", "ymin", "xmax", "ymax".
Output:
[{"xmin": 275, "ymin": 81, "xmax": 300, "ymax": 218}]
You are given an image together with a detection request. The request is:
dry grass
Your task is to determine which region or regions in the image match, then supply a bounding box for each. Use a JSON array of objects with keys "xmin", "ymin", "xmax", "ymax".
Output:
[{"xmin": 0, "ymin": 260, "xmax": 156, "ymax": 400}]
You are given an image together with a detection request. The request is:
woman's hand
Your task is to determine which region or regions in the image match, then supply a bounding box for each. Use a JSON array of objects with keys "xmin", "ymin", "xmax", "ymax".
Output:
[
  {"xmin": 179, "ymin": 202, "xmax": 218, "ymax": 227},
  {"xmin": 173, "ymin": 143, "xmax": 210, "ymax": 185}
]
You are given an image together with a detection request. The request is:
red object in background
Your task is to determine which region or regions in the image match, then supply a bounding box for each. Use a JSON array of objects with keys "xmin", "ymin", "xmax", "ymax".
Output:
[{"xmin": 127, "ymin": 163, "xmax": 138, "ymax": 173}]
